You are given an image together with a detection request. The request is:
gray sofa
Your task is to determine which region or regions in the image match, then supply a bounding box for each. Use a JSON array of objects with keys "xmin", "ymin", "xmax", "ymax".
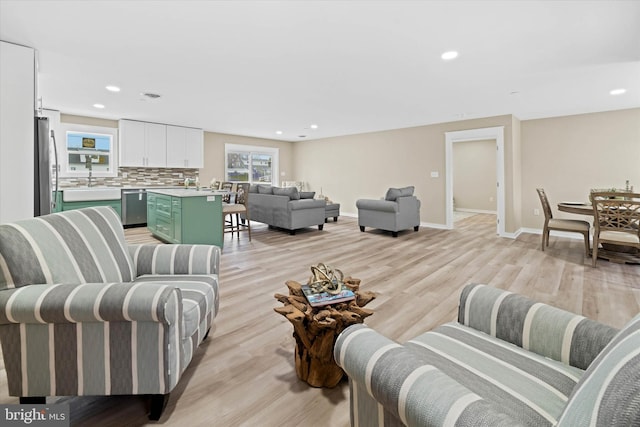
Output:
[
  {"xmin": 357, "ymin": 186, "xmax": 421, "ymax": 237},
  {"xmin": 0, "ymin": 207, "xmax": 220, "ymax": 420},
  {"xmin": 248, "ymin": 185, "xmax": 326, "ymax": 234},
  {"xmin": 335, "ymin": 283, "xmax": 640, "ymax": 427}
]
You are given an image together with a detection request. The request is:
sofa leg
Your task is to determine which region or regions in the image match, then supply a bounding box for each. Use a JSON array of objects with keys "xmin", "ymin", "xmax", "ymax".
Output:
[
  {"xmin": 149, "ymin": 393, "xmax": 170, "ymax": 421},
  {"xmin": 334, "ymin": 217, "xmax": 338, "ymax": 222},
  {"xmin": 324, "ymin": 218, "xmax": 328, "ymax": 223},
  {"xmin": 414, "ymin": 226, "xmax": 419, "ymax": 232},
  {"xmin": 318, "ymin": 224, "xmax": 324, "ymax": 231},
  {"xmin": 359, "ymin": 226, "xmax": 365, "ymax": 232},
  {"xmin": 20, "ymin": 397, "xmax": 45, "ymax": 404},
  {"xmin": 289, "ymin": 229, "xmax": 296, "ymax": 235},
  {"xmin": 392, "ymin": 231, "xmax": 398, "ymax": 238}
]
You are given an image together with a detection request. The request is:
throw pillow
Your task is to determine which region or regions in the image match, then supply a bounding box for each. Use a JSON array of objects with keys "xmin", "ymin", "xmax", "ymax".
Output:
[
  {"xmin": 257, "ymin": 185, "xmax": 273, "ymax": 195},
  {"xmin": 400, "ymin": 186, "xmax": 415, "ymax": 197},
  {"xmin": 273, "ymin": 186, "xmax": 300, "ymax": 200},
  {"xmin": 557, "ymin": 313, "xmax": 640, "ymax": 426},
  {"xmin": 300, "ymin": 191, "xmax": 316, "ymax": 199},
  {"xmin": 385, "ymin": 186, "xmax": 415, "ymax": 201},
  {"xmin": 385, "ymin": 188, "xmax": 402, "ymax": 201}
]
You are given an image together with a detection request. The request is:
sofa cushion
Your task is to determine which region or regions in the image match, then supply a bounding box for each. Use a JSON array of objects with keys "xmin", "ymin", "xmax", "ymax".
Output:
[
  {"xmin": 406, "ymin": 322, "xmax": 585, "ymax": 426},
  {"xmin": 300, "ymin": 191, "xmax": 316, "ymax": 199},
  {"xmin": 257, "ymin": 185, "xmax": 273, "ymax": 194},
  {"xmin": 273, "ymin": 186, "xmax": 300, "ymax": 200},
  {"xmin": 133, "ymin": 274, "xmax": 218, "ymax": 339},
  {"xmin": 0, "ymin": 207, "xmax": 135, "ymax": 291},
  {"xmin": 557, "ymin": 313, "xmax": 640, "ymax": 426},
  {"xmin": 249, "ymin": 184, "xmax": 259, "ymax": 193}
]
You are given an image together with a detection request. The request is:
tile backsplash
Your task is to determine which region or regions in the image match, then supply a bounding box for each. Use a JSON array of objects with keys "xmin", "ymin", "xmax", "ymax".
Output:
[{"xmin": 58, "ymin": 167, "xmax": 199, "ymax": 188}]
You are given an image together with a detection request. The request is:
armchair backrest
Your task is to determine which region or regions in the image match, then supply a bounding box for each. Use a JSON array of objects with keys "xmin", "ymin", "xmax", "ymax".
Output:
[{"xmin": 0, "ymin": 207, "xmax": 135, "ymax": 290}]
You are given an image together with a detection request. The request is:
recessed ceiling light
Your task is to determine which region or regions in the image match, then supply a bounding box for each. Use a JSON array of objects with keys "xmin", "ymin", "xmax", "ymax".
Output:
[
  {"xmin": 610, "ymin": 88, "xmax": 626, "ymax": 95},
  {"xmin": 441, "ymin": 51, "xmax": 459, "ymax": 61},
  {"xmin": 310, "ymin": 124, "xmax": 318, "ymax": 129},
  {"xmin": 93, "ymin": 103, "xmax": 105, "ymax": 109},
  {"xmin": 105, "ymin": 85, "xmax": 120, "ymax": 92},
  {"xmin": 276, "ymin": 130, "xmax": 283, "ymax": 135}
]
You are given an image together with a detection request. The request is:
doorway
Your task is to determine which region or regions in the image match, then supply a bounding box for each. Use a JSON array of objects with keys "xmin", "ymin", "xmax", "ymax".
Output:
[{"xmin": 445, "ymin": 127, "xmax": 505, "ymax": 236}]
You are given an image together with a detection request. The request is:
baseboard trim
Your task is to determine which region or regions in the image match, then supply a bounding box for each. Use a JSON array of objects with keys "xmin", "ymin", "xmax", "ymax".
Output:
[
  {"xmin": 520, "ymin": 227, "xmax": 588, "ymax": 240},
  {"xmin": 454, "ymin": 208, "xmax": 497, "ymax": 214}
]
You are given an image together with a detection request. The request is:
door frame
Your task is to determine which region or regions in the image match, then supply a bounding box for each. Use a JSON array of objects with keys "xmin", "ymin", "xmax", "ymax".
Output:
[{"xmin": 445, "ymin": 126, "xmax": 505, "ymax": 236}]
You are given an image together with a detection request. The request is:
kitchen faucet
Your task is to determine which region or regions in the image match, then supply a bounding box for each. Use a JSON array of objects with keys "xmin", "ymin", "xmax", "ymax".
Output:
[{"xmin": 85, "ymin": 155, "xmax": 94, "ymax": 187}]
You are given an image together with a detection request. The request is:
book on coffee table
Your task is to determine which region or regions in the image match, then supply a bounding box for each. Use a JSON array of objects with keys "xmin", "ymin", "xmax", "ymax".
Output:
[{"xmin": 301, "ymin": 284, "xmax": 356, "ymax": 307}]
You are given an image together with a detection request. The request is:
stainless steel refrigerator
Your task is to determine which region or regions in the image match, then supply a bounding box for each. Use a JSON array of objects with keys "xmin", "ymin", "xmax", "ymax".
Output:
[{"xmin": 34, "ymin": 116, "xmax": 58, "ymax": 217}]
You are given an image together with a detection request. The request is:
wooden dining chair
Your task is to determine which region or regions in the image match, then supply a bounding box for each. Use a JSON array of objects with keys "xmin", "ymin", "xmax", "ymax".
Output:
[
  {"xmin": 536, "ymin": 188, "xmax": 591, "ymax": 256},
  {"xmin": 590, "ymin": 191, "xmax": 640, "ymax": 267}
]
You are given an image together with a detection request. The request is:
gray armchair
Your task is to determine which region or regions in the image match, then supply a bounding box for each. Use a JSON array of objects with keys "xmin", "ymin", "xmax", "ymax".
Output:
[{"xmin": 356, "ymin": 186, "xmax": 421, "ymax": 237}]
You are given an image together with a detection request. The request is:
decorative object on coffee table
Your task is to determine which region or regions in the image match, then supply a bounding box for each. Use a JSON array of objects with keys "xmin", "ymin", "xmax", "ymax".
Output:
[{"xmin": 274, "ymin": 265, "xmax": 376, "ymax": 388}]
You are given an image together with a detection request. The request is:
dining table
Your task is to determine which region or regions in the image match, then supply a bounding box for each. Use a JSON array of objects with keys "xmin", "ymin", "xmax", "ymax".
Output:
[
  {"xmin": 557, "ymin": 202, "xmax": 593, "ymax": 216},
  {"xmin": 557, "ymin": 201, "xmax": 639, "ymax": 264}
]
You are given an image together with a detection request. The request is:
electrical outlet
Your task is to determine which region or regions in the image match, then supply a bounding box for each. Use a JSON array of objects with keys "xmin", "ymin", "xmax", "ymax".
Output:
[{"xmin": 533, "ymin": 209, "xmax": 540, "ymax": 216}]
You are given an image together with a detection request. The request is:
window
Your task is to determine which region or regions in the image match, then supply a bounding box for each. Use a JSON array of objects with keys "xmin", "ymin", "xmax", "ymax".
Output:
[
  {"xmin": 58, "ymin": 123, "xmax": 118, "ymax": 177},
  {"xmin": 225, "ymin": 144, "xmax": 278, "ymax": 185}
]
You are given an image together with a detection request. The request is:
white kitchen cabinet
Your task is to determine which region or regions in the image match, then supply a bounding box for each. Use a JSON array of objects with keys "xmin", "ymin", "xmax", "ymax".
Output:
[
  {"xmin": 119, "ymin": 120, "xmax": 167, "ymax": 167},
  {"xmin": 166, "ymin": 125, "xmax": 203, "ymax": 168},
  {"xmin": 145, "ymin": 122, "xmax": 167, "ymax": 167}
]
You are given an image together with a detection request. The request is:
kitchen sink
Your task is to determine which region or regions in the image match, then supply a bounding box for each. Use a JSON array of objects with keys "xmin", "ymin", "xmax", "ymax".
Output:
[{"xmin": 62, "ymin": 188, "xmax": 122, "ymax": 202}]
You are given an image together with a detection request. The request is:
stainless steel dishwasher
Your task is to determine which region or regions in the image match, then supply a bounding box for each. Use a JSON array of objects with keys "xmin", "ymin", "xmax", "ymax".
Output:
[{"xmin": 122, "ymin": 189, "xmax": 147, "ymax": 227}]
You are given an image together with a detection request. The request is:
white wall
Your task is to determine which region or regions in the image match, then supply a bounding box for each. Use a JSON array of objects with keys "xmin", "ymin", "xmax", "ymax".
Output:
[
  {"xmin": 452, "ymin": 139, "xmax": 496, "ymax": 212},
  {"xmin": 0, "ymin": 41, "xmax": 35, "ymax": 223}
]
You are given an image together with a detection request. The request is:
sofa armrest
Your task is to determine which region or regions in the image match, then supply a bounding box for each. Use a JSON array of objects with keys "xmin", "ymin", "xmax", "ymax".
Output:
[
  {"xmin": 458, "ymin": 284, "xmax": 618, "ymax": 369},
  {"xmin": 128, "ymin": 244, "xmax": 220, "ymax": 276},
  {"xmin": 0, "ymin": 282, "xmax": 181, "ymax": 325},
  {"xmin": 356, "ymin": 199, "xmax": 399, "ymax": 212},
  {"xmin": 397, "ymin": 195, "xmax": 421, "ymax": 212},
  {"xmin": 288, "ymin": 198, "xmax": 326, "ymax": 211},
  {"xmin": 335, "ymin": 324, "xmax": 521, "ymax": 427}
]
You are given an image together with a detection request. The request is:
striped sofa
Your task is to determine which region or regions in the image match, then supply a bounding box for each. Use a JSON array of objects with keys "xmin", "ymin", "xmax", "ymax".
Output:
[
  {"xmin": 0, "ymin": 207, "xmax": 220, "ymax": 420},
  {"xmin": 334, "ymin": 283, "xmax": 640, "ymax": 427}
]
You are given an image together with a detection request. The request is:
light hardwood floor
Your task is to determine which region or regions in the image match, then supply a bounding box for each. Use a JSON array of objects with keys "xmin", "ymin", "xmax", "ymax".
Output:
[{"xmin": 1, "ymin": 214, "xmax": 639, "ymax": 426}]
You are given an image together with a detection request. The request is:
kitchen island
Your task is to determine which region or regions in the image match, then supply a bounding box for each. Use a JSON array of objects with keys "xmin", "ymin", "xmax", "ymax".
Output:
[{"xmin": 147, "ymin": 189, "xmax": 225, "ymax": 248}]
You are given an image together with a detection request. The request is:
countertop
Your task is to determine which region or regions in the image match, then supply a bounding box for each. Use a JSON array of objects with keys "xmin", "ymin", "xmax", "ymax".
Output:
[{"xmin": 147, "ymin": 188, "xmax": 227, "ymax": 198}]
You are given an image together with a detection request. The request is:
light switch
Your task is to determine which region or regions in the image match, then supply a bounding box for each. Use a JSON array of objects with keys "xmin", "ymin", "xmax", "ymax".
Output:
[{"xmin": 430, "ymin": 171, "xmax": 439, "ymax": 178}]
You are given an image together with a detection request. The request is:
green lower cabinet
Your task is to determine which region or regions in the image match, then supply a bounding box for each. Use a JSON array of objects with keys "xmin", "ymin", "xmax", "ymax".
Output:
[
  {"xmin": 147, "ymin": 191, "xmax": 223, "ymax": 249},
  {"xmin": 147, "ymin": 193, "xmax": 157, "ymax": 232},
  {"xmin": 53, "ymin": 192, "xmax": 122, "ymax": 216},
  {"xmin": 172, "ymin": 198, "xmax": 182, "ymax": 243}
]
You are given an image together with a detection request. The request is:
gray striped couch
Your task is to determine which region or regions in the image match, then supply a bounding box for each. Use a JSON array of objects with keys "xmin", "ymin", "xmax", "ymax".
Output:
[
  {"xmin": 0, "ymin": 207, "xmax": 220, "ymax": 420},
  {"xmin": 335, "ymin": 283, "xmax": 640, "ymax": 426}
]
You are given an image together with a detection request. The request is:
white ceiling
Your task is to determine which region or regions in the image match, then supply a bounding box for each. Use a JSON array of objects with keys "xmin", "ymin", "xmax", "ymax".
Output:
[{"xmin": 1, "ymin": 0, "xmax": 639, "ymax": 142}]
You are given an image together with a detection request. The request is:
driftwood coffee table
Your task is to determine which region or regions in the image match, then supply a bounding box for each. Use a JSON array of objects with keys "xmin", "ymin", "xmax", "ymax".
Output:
[{"xmin": 274, "ymin": 276, "xmax": 375, "ymax": 388}]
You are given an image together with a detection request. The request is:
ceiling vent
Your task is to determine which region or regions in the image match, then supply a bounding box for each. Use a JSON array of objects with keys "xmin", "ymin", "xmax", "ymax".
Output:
[{"xmin": 141, "ymin": 92, "xmax": 161, "ymax": 99}]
